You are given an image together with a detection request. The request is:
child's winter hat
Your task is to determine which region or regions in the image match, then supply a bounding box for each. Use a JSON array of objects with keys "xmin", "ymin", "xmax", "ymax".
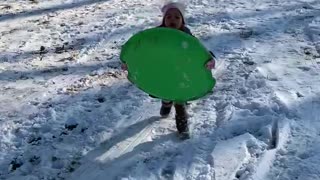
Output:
[{"xmin": 161, "ymin": 2, "xmax": 186, "ymax": 17}]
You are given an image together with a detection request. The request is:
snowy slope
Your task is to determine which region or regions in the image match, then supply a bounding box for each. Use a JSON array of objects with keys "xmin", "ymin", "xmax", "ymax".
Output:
[{"xmin": 1, "ymin": 0, "xmax": 320, "ymax": 180}]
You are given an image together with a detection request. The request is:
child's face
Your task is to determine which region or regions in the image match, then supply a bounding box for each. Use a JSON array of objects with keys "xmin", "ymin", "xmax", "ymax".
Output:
[{"xmin": 164, "ymin": 8, "xmax": 183, "ymax": 29}]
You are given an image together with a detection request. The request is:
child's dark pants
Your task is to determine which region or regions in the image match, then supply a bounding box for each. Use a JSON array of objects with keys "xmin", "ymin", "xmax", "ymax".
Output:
[{"xmin": 161, "ymin": 101, "xmax": 188, "ymax": 133}]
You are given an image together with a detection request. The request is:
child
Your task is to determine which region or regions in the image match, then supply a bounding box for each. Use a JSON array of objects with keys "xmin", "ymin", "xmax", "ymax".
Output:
[{"xmin": 121, "ymin": 2, "xmax": 216, "ymax": 136}]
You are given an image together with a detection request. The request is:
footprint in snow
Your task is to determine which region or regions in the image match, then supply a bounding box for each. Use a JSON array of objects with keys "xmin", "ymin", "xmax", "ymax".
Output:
[
  {"xmin": 161, "ymin": 163, "xmax": 175, "ymax": 180},
  {"xmin": 297, "ymin": 66, "xmax": 311, "ymax": 71}
]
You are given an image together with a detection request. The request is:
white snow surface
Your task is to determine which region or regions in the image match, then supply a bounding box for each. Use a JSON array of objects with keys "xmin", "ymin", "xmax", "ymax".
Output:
[{"xmin": 0, "ymin": 0, "xmax": 320, "ymax": 180}]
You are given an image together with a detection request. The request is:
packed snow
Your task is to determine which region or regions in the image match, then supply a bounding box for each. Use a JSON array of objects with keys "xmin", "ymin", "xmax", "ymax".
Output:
[{"xmin": 0, "ymin": 0, "xmax": 319, "ymax": 180}]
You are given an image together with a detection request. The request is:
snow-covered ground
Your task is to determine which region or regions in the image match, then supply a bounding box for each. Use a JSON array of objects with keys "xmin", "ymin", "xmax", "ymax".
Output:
[{"xmin": 1, "ymin": 0, "xmax": 320, "ymax": 180}]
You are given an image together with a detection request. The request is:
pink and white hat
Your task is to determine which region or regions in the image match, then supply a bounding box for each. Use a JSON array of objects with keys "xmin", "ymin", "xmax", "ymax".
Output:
[{"xmin": 161, "ymin": 2, "xmax": 186, "ymax": 17}]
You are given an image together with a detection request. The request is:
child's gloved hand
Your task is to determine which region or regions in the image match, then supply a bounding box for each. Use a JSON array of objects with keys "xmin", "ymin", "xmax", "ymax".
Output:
[
  {"xmin": 121, "ymin": 63, "xmax": 128, "ymax": 71},
  {"xmin": 205, "ymin": 59, "xmax": 215, "ymax": 70}
]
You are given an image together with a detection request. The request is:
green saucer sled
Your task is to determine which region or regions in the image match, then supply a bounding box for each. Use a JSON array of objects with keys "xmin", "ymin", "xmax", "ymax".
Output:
[{"xmin": 120, "ymin": 27, "xmax": 216, "ymax": 103}]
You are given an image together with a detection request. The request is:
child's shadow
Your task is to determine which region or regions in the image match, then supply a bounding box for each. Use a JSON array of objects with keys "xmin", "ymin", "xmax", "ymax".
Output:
[
  {"xmin": 71, "ymin": 116, "xmax": 179, "ymax": 179},
  {"xmin": 85, "ymin": 116, "xmax": 161, "ymax": 159}
]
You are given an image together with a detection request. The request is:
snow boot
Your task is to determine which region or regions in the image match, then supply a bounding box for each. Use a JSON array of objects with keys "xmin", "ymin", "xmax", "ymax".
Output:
[
  {"xmin": 160, "ymin": 101, "xmax": 173, "ymax": 118},
  {"xmin": 174, "ymin": 104, "xmax": 189, "ymax": 139}
]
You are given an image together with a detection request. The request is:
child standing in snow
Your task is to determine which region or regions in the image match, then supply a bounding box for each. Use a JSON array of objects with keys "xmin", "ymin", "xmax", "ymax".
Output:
[{"xmin": 121, "ymin": 2, "xmax": 216, "ymax": 136}]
